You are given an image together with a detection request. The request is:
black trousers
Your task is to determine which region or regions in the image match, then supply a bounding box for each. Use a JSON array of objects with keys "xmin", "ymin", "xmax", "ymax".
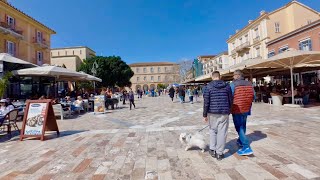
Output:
[{"xmin": 130, "ymin": 100, "xmax": 135, "ymax": 110}]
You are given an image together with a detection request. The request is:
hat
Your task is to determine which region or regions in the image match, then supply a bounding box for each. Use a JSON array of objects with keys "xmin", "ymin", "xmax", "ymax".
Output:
[{"xmin": 0, "ymin": 99, "xmax": 7, "ymax": 103}]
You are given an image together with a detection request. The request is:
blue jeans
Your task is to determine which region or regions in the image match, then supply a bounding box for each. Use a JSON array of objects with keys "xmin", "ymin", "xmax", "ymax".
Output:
[
  {"xmin": 232, "ymin": 114, "xmax": 249, "ymax": 149},
  {"xmin": 179, "ymin": 96, "xmax": 184, "ymax": 103},
  {"xmin": 189, "ymin": 96, "xmax": 193, "ymax": 102}
]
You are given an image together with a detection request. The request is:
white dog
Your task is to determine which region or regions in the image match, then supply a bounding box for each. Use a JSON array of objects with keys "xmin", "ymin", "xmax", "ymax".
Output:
[{"xmin": 179, "ymin": 132, "xmax": 207, "ymax": 152}]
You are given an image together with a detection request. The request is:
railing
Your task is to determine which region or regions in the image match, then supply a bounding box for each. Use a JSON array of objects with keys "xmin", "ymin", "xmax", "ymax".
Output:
[
  {"xmin": 253, "ymin": 36, "xmax": 260, "ymax": 43},
  {"xmin": 33, "ymin": 37, "xmax": 49, "ymax": 49},
  {"xmin": 0, "ymin": 22, "xmax": 23, "ymax": 36},
  {"xmin": 235, "ymin": 41, "xmax": 250, "ymax": 52}
]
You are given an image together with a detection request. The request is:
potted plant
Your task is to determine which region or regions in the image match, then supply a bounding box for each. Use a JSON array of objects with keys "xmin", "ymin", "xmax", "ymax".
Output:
[{"xmin": 0, "ymin": 72, "xmax": 13, "ymax": 99}]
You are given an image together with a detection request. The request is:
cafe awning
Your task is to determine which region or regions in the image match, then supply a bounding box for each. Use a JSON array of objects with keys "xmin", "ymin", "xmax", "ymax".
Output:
[
  {"xmin": 79, "ymin": 71, "xmax": 102, "ymax": 82},
  {"xmin": 12, "ymin": 65, "xmax": 86, "ymax": 79},
  {"xmin": 250, "ymin": 50, "xmax": 320, "ymax": 104},
  {"xmin": 0, "ymin": 53, "xmax": 37, "ymax": 68}
]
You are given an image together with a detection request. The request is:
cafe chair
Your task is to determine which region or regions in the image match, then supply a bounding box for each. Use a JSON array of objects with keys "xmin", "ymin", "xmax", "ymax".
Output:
[
  {"xmin": 271, "ymin": 95, "xmax": 283, "ymax": 106},
  {"xmin": 294, "ymin": 98, "xmax": 303, "ymax": 105},
  {"xmin": 88, "ymin": 101, "xmax": 93, "ymax": 111},
  {"xmin": 2, "ymin": 109, "xmax": 20, "ymax": 135},
  {"xmin": 53, "ymin": 104, "xmax": 71, "ymax": 120}
]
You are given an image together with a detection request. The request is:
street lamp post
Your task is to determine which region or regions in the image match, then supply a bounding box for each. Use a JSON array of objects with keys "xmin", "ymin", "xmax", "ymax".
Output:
[{"xmin": 91, "ymin": 61, "xmax": 99, "ymax": 95}]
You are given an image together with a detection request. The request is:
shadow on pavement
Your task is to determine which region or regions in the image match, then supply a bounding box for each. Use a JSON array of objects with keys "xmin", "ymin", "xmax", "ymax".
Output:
[
  {"xmin": 225, "ymin": 130, "xmax": 267, "ymax": 158},
  {"xmin": 0, "ymin": 130, "xmax": 87, "ymax": 143}
]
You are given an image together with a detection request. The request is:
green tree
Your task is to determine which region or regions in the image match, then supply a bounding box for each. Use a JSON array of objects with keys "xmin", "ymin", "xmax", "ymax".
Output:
[
  {"xmin": 0, "ymin": 72, "xmax": 13, "ymax": 98},
  {"xmin": 157, "ymin": 84, "xmax": 166, "ymax": 89},
  {"xmin": 78, "ymin": 56, "xmax": 134, "ymax": 87}
]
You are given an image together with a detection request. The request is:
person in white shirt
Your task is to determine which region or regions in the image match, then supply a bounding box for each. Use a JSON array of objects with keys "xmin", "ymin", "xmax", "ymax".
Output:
[{"xmin": 0, "ymin": 99, "xmax": 14, "ymax": 114}]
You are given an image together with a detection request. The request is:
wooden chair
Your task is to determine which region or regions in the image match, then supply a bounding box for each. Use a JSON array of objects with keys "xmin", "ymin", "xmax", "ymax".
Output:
[
  {"xmin": 2, "ymin": 109, "xmax": 20, "ymax": 135},
  {"xmin": 53, "ymin": 104, "xmax": 71, "ymax": 120},
  {"xmin": 88, "ymin": 101, "xmax": 93, "ymax": 111}
]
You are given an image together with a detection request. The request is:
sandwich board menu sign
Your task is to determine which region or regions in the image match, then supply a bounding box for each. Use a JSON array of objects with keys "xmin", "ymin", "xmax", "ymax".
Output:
[
  {"xmin": 94, "ymin": 95, "xmax": 106, "ymax": 114},
  {"xmin": 20, "ymin": 99, "xmax": 59, "ymax": 141}
]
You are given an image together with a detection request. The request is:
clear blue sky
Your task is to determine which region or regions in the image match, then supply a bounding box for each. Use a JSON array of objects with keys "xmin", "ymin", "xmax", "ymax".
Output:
[{"xmin": 9, "ymin": 0, "xmax": 320, "ymax": 64}]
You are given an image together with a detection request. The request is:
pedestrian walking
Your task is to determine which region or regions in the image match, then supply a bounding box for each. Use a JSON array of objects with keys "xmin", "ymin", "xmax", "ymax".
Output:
[
  {"xmin": 230, "ymin": 70, "xmax": 255, "ymax": 156},
  {"xmin": 188, "ymin": 87, "xmax": 194, "ymax": 104},
  {"xmin": 194, "ymin": 87, "xmax": 199, "ymax": 102},
  {"xmin": 122, "ymin": 90, "xmax": 127, "ymax": 105},
  {"xmin": 128, "ymin": 89, "xmax": 136, "ymax": 110},
  {"xmin": 203, "ymin": 71, "xmax": 233, "ymax": 161},
  {"xmin": 169, "ymin": 86, "xmax": 175, "ymax": 102},
  {"xmin": 175, "ymin": 88, "xmax": 178, "ymax": 99},
  {"xmin": 182, "ymin": 86, "xmax": 186, "ymax": 102},
  {"xmin": 137, "ymin": 88, "xmax": 141, "ymax": 99},
  {"xmin": 178, "ymin": 86, "xmax": 184, "ymax": 103}
]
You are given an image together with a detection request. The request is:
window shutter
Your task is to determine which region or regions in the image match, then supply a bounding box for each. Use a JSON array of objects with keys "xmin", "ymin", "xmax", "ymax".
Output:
[
  {"xmin": 299, "ymin": 42, "xmax": 302, "ymax": 50},
  {"xmin": 35, "ymin": 29, "xmax": 37, "ymax": 42},
  {"xmin": 309, "ymin": 39, "xmax": 312, "ymax": 51},
  {"xmin": 4, "ymin": 40, "xmax": 7, "ymax": 53},
  {"xmin": 13, "ymin": 17, "xmax": 16, "ymax": 29},
  {"xmin": 14, "ymin": 42, "xmax": 17, "ymax": 56}
]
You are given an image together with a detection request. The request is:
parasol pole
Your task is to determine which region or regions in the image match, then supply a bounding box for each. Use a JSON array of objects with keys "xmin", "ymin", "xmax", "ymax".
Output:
[{"xmin": 290, "ymin": 59, "xmax": 294, "ymax": 104}]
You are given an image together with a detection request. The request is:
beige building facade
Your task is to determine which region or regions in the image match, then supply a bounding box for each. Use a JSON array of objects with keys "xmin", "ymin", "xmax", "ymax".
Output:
[
  {"xmin": 227, "ymin": 0, "xmax": 320, "ymax": 66},
  {"xmin": 0, "ymin": 0, "xmax": 55, "ymax": 66},
  {"xmin": 200, "ymin": 52, "xmax": 229, "ymax": 76},
  {"xmin": 130, "ymin": 62, "xmax": 180, "ymax": 92},
  {"xmin": 50, "ymin": 46, "xmax": 96, "ymax": 71}
]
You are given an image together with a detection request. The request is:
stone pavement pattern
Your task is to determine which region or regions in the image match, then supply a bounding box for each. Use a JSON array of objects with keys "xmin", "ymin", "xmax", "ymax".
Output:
[{"xmin": 1, "ymin": 95, "xmax": 320, "ymax": 179}]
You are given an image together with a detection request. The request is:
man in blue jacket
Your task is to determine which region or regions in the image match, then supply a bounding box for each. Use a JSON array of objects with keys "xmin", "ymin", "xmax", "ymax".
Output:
[{"xmin": 203, "ymin": 71, "xmax": 233, "ymax": 161}]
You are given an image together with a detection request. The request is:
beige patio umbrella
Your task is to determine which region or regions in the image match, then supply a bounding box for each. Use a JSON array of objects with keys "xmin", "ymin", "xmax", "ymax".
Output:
[
  {"xmin": 0, "ymin": 53, "xmax": 37, "ymax": 68},
  {"xmin": 221, "ymin": 57, "xmax": 269, "ymax": 79},
  {"xmin": 250, "ymin": 50, "xmax": 320, "ymax": 104},
  {"xmin": 12, "ymin": 65, "xmax": 87, "ymax": 78},
  {"xmin": 79, "ymin": 71, "xmax": 102, "ymax": 82}
]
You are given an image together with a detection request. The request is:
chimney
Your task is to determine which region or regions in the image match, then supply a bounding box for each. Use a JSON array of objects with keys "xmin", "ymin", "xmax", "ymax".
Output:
[
  {"xmin": 260, "ymin": 10, "xmax": 266, "ymax": 16},
  {"xmin": 248, "ymin": 20, "xmax": 253, "ymax": 24}
]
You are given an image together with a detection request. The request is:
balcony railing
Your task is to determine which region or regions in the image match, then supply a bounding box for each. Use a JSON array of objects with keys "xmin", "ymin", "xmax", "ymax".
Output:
[
  {"xmin": 253, "ymin": 36, "xmax": 260, "ymax": 43},
  {"xmin": 235, "ymin": 41, "xmax": 250, "ymax": 53},
  {"xmin": 0, "ymin": 22, "xmax": 23, "ymax": 39},
  {"xmin": 33, "ymin": 37, "xmax": 49, "ymax": 49}
]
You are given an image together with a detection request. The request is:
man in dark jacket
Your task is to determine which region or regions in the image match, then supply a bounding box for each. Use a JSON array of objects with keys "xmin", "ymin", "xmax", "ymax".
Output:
[
  {"xmin": 169, "ymin": 87, "xmax": 175, "ymax": 102},
  {"xmin": 203, "ymin": 71, "xmax": 233, "ymax": 161},
  {"xmin": 230, "ymin": 70, "xmax": 254, "ymax": 156},
  {"xmin": 178, "ymin": 86, "xmax": 185, "ymax": 103}
]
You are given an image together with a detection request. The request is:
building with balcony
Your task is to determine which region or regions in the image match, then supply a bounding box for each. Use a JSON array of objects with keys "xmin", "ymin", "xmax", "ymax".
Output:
[
  {"xmin": 227, "ymin": 0, "xmax": 319, "ymax": 66},
  {"xmin": 267, "ymin": 19, "xmax": 320, "ymax": 85},
  {"xmin": 129, "ymin": 62, "xmax": 180, "ymax": 92},
  {"xmin": 198, "ymin": 52, "xmax": 228, "ymax": 75},
  {"xmin": 50, "ymin": 46, "xmax": 96, "ymax": 71},
  {"xmin": 0, "ymin": 0, "xmax": 56, "ymax": 65}
]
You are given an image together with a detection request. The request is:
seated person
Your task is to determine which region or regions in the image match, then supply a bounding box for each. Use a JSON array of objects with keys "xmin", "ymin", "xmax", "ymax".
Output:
[
  {"xmin": 0, "ymin": 99, "xmax": 15, "ymax": 115},
  {"xmin": 270, "ymin": 88, "xmax": 282, "ymax": 96},
  {"xmin": 39, "ymin": 95, "xmax": 46, "ymax": 100},
  {"xmin": 72, "ymin": 96, "xmax": 84, "ymax": 112},
  {"xmin": 65, "ymin": 96, "xmax": 72, "ymax": 103}
]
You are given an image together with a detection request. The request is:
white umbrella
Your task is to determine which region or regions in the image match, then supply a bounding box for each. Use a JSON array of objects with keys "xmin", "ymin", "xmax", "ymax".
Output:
[
  {"xmin": 0, "ymin": 53, "xmax": 37, "ymax": 67},
  {"xmin": 79, "ymin": 71, "xmax": 102, "ymax": 82},
  {"xmin": 251, "ymin": 50, "xmax": 320, "ymax": 104},
  {"xmin": 13, "ymin": 65, "xmax": 86, "ymax": 78}
]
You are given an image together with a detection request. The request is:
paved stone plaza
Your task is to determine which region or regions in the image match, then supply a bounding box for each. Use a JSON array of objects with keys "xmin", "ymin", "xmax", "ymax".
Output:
[{"xmin": 1, "ymin": 95, "xmax": 320, "ymax": 180}]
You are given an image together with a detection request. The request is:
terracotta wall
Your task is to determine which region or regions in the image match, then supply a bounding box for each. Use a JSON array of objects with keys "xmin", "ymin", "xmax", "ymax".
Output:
[{"xmin": 267, "ymin": 25, "xmax": 320, "ymax": 55}]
